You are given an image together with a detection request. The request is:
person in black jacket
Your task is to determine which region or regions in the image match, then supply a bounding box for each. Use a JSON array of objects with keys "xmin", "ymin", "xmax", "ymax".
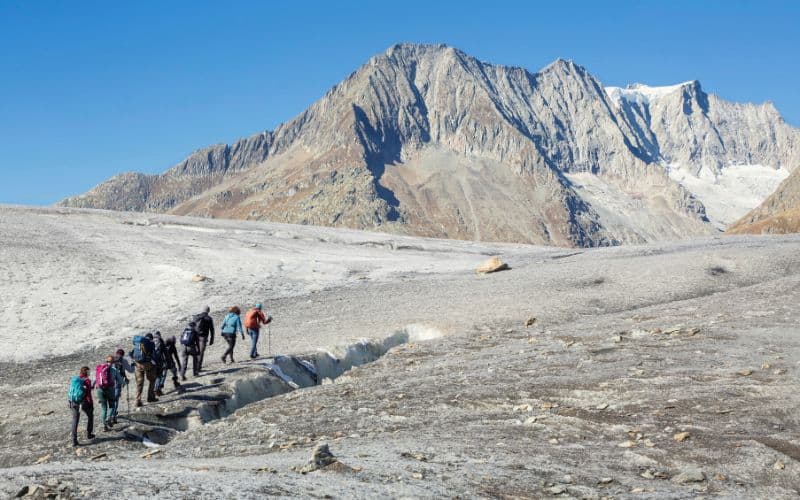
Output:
[
  {"xmin": 195, "ymin": 306, "xmax": 215, "ymax": 372},
  {"xmin": 156, "ymin": 336, "xmax": 182, "ymax": 392},
  {"xmin": 180, "ymin": 322, "xmax": 200, "ymax": 380},
  {"xmin": 151, "ymin": 332, "xmax": 166, "ymax": 396}
]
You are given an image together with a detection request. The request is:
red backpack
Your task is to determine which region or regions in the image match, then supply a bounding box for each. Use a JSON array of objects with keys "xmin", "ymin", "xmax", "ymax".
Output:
[{"xmin": 95, "ymin": 364, "xmax": 113, "ymax": 389}]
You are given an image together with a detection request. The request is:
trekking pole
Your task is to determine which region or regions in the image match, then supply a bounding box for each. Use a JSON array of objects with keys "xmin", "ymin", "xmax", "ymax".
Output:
[{"xmin": 268, "ymin": 323, "xmax": 272, "ymax": 356}]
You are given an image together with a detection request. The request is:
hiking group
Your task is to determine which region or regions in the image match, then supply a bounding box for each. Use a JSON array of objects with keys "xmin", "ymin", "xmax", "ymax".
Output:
[{"xmin": 67, "ymin": 303, "xmax": 272, "ymax": 447}]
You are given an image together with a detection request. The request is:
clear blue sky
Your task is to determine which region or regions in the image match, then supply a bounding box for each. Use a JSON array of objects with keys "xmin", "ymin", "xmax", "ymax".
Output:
[{"xmin": 1, "ymin": 0, "xmax": 798, "ymax": 205}]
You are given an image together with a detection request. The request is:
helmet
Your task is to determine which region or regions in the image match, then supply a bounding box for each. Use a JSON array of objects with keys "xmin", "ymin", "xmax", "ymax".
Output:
[{"xmin": 256, "ymin": 303, "xmax": 263, "ymax": 310}]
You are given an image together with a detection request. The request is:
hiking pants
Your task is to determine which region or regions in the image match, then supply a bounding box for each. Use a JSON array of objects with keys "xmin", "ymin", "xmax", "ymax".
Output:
[
  {"xmin": 70, "ymin": 401, "xmax": 93, "ymax": 443},
  {"xmin": 197, "ymin": 335, "xmax": 208, "ymax": 371},
  {"xmin": 153, "ymin": 364, "xmax": 164, "ymax": 391},
  {"xmin": 157, "ymin": 365, "xmax": 179, "ymax": 390},
  {"xmin": 111, "ymin": 382, "xmax": 126, "ymax": 418},
  {"xmin": 222, "ymin": 334, "xmax": 236, "ymax": 362},
  {"xmin": 155, "ymin": 364, "xmax": 165, "ymax": 391},
  {"xmin": 135, "ymin": 362, "xmax": 157, "ymax": 402},
  {"xmin": 96, "ymin": 387, "xmax": 115, "ymax": 425},
  {"xmin": 180, "ymin": 347, "xmax": 199, "ymax": 378},
  {"xmin": 248, "ymin": 328, "xmax": 259, "ymax": 358}
]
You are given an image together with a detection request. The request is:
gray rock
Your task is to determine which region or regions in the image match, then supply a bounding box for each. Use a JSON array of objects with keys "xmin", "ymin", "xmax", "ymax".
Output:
[
  {"xmin": 297, "ymin": 443, "xmax": 338, "ymax": 473},
  {"xmin": 672, "ymin": 467, "xmax": 706, "ymax": 484}
]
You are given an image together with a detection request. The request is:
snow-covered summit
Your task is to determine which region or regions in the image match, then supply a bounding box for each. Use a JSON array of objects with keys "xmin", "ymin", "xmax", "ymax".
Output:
[{"xmin": 605, "ymin": 81, "xmax": 698, "ymax": 106}]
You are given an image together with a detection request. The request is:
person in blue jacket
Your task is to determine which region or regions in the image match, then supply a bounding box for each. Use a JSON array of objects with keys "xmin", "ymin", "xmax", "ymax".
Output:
[{"xmin": 220, "ymin": 306, "xmax": 244, "ymax": 363}]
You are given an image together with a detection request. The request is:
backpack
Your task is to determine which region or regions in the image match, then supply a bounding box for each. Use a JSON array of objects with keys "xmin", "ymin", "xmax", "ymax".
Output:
[
  {"xmin": 180, "ymin": 325, "xmax": 197, "ymax": 346},
  {"xmin": 68, "ymin": 376, "xmax": 86, "ymax": 403},
  {"xmin": 153, "ymin": 337, "xmax": 165, "ymax": 365},
  {"xmin": 95, "ymin": 364, "xmax": 113, "ymax": 389},
  {"xmin": 132, "ymin": 335, "xmax": 153, "ymax": 363}
]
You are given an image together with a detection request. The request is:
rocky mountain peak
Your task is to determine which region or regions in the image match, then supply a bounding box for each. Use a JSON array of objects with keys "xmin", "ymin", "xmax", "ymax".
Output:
[{"xmin": 59, "ymin": 43, "xmax": 800, "ymax": 246}]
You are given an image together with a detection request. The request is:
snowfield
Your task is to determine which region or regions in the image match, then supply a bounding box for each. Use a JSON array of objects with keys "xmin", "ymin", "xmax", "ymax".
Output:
[
  {"xmin": 605, "ymin": 81, "xmax": 696, "ymax": 106},
  {"xmin": 1, "ymin": 205, "xmax": 800, "ymax": 498},
  {"xmin": 667, "ymin": 163, "xmax": 790, "ymax": 228}
]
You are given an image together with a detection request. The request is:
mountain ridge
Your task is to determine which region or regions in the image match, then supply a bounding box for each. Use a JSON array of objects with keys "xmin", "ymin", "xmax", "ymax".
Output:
[{"xmin": 60, "ymin": 43, "xmax": 800, "ymax": 246}]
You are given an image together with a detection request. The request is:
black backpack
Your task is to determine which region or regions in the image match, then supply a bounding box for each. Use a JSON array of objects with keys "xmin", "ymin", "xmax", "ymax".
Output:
[
  {"xmin": 180, "ymin": 325, "xmax": 197, "ymax": 346},
  {"xmin": 153, "ymin": 337, "xmax": 166, "ymax": 365}
]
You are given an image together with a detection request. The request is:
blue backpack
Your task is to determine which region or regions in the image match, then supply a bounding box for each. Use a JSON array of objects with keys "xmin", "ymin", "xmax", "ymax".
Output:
[
  {"xmin": 68, "ymin": 376, "xmax": 86, "ymax": 403},
  {"xmin": 132, "ymin": 335, "xmax": 154, "ymax": 363}
]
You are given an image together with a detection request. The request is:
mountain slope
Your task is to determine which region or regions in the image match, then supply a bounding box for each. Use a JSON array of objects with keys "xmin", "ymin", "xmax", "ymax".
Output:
[
  {"xmin": 60, "ymin": 43, "xmax": 800, "ymax": 246},
  {"xmin": 728, "ymin": 166, "xmax": 800, "ymax": 234}
]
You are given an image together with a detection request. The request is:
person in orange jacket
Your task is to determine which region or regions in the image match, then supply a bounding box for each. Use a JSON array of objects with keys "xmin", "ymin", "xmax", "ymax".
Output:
[{"xmin": 244, "ymin": 303, "xmax": 272, "ymax": 359}]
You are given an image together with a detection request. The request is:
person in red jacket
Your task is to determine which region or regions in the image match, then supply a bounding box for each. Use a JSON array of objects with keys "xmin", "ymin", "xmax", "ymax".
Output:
[{"xmin": 244, "ymin": 303, "xmax": 272, "ymax": 359}]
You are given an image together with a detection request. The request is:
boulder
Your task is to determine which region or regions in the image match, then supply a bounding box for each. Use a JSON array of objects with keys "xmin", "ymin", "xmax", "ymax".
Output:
[
  {"xmin": 476, "ymin": 256, "xmax": 510, "ymax": 274},
  {"xmin": 672, "ymin": 467, "xmax": 705, "ymax": 484},
  {"xmin": 297, "ymin": 443, "xmax": 338, "ymax": 473}
]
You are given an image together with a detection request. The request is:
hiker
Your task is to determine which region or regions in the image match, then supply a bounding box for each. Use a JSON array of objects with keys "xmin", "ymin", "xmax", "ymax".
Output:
[
  {"xmin": 194, "ymin": 306, "xmax": 215, "ymax": 372},
  {"xmin": 244, "ymin": 303, "xmax": 272, "ymax": 358},
  {"xmin": 95, "ymin": 356, "xmax": 121, "ymax": 431},
  {"xmin": 152, "ymin": 332, "xmax": 166, "ymax": 396},
  {"xmin": 111, "ymin": 349, "xmax": 132, "ymax": 423},
  {"xmin": 130, "ymin": 333, "xmax": 158, "ymax": 406},
  {"xmin": 68, "ymin": 366, "xmax": 95, "ymax": 446},
  {"xmin": 156, "ymin": 335, "xmax": 182, "ymax": 393},
  {"xmin": 179, "ymin": 321, "xmax": 201, "ymax": 380},
  {"xmin": 220, "ymin": 306, "xmax": 244, "ymax": 363}
]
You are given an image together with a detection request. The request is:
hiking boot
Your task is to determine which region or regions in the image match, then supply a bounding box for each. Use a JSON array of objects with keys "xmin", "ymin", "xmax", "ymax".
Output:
[
  {"xmin": 112, "ymin": 417, "xmax": 118, "ymax": 425},
  {"xmin": 72, "ymin": 440, "xmax": 79, "ymax": 447},
  {"xmin": 220, "ymin": 355, "xmax": 226, "ymax": 364},
  {"xmin": 87, "ymin": 433, "xmax": 96, "ymax": 439},
  {"xmin": 155, "ymin": 389, "xmax": 164, "ymax": 397},
  {"xmin": 103, "ymin": 424, "xmax": 110, "ymax": 432},
  {"xmin": 147, "ymin": 397, "xmax": 159, "ymax": 403},
  {"xmin": 135, "ymin": 400, "xmax": 143, "ymax": 407},
  {"xmin": 181, "ymin": 375, "xmax": 187, "ymax": 381}
]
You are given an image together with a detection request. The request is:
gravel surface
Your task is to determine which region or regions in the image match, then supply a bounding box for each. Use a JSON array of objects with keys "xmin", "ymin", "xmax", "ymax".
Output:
[{"xmin": 1, "ymin": 206, "xmax": 799, "ymax": 498}]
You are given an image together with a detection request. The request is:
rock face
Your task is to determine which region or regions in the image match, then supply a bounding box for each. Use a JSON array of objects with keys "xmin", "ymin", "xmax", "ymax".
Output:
[
  {"xmin": 60, "ymin": 43, "xmax": 800, "ymax": 246},
  {"xmin": 728, "ymin": 167, "xmax": 800, "ymax": 234}
]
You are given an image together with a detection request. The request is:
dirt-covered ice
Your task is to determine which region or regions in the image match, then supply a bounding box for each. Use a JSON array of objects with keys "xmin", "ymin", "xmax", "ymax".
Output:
[
  {"xmin": 0, "ymin": 206, "xmax": 534, "ymax": 362},
  {"xmin": 1, "ymin": 205, "xmax": 799, "ymax": 498}
]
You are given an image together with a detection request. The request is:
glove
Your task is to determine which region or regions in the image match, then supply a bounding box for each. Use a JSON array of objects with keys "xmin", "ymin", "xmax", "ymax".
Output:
[{"xmin": 267, "ymin": 315, "xmax": 273, "ymax": 323}]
